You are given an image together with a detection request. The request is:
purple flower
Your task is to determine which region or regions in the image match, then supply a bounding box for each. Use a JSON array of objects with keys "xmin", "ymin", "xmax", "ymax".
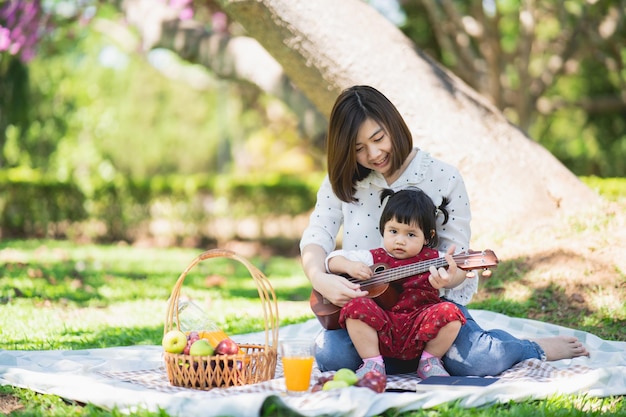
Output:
[{"xmin": 0, "ymin": 0, "xmax": 44, "ymax": 62}]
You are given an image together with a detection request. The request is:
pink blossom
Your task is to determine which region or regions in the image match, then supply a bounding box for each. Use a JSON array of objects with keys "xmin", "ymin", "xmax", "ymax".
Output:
[
  {"xmin": 167, "ymin": 0, "xmax": 193, "ymax": 20},
  {"xmin": 212, "ymin": 12, "xmax": 228, "ymax": 33},
  {"xmin": 9, "ymin": 41, "xmax": 20, "ymax": 55},
  {"xmin": 20, "ymin": 46, "xmax": 35, "ymax": 61},
  {"xmin": 0, "ymin": 27, "xmax": 10, "ymax": 51},
  {"xmin": 179, "ymin": 7, "xmax": 193, "ymax": 21},
  {"xmin": 169, "ymin": 0, "xmax": 192, "ymax": 8}
]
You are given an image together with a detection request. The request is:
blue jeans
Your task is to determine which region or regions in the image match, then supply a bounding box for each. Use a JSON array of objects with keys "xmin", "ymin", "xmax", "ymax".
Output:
[{"xmin": 314, "ymin": 302, "xmax": 546, "ymax": 376}]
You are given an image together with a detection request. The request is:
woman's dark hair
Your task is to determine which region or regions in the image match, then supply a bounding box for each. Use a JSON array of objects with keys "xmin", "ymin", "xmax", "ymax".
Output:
[
  {"xmin": 378, "ymin": 188, "xmax": 449, "ymax": 248},
  {"xmin": 327, "ymin": 85, "xmax": 413, "ymax": 203}
]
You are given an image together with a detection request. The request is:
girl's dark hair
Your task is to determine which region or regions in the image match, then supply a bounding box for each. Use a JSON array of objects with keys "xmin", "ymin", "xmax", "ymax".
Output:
[
  {"xmin": 379, "ymin": 188, "xmax": 449, "ymax": 248},
  {"xmin": 327, "ymin": 85, "xmax": 413, "ymax": 203}
]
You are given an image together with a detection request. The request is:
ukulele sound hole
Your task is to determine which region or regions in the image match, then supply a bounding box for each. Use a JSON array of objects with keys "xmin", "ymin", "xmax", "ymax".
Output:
[{"xmin": 373, "ymin": 265, "xmax": 386, "ymax": 273}]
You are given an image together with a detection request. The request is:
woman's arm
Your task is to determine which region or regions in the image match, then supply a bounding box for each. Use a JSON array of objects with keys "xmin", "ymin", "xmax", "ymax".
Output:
[
  {"xmin": 437, "ymin": 163, "xmax": 478, "ymax": 303},
  {"xmin": 301, "ymin": 244, "xmax": 369, "ymax": 307}
]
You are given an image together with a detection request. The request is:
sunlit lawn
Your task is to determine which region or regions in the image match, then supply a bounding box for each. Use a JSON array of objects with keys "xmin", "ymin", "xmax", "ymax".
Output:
[
  {"xmin": 0, "ymin": 239, "xmax": 624, "ymax": 416},
  {"xmin": 0, "ymin": 240, "xmax": 313, "ymax": 352}
]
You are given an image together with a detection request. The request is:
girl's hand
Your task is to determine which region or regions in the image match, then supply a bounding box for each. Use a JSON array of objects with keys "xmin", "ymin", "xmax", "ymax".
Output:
[
  {"xmin": 345, "ymin": 261, "xmax": 373, "ymax": 280},
  {"xmin": 428, "ymin": 245, "xmax": 459, "ymax": 289}
]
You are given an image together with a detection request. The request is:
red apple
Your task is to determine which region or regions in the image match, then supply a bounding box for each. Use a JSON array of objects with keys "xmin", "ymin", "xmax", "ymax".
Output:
[
  {"xmin": 355, "ymin": 370, "xmax": 387, "ymax": 393},
  {"xmin": 214, "ymin": 338, "xmax": 239, "ymax": 355},
  {"xmin": 311, "ymin": 375, "xmax": 333, "ymax": 392}
]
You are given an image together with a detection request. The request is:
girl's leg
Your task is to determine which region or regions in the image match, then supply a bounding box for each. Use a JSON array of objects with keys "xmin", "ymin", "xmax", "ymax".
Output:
[
  {"xmin": 417, "ymin": 320, "xmax": 462, "ymax": 379},
  {"xmin": 313, "ymin": 328, "xmax": 437, "ymax": 374},
  {"xmin": 315, "ymin": 297, "xmax": 384, "ymax": 372},
  {"xmin": 345, "ymin": 318, "xmax": 386, "ymax": 377},
  {"xmin": 345, "ymin": 318, "xmax": 380, "ymax": 359},
  {"xmin": 422, "ymin": 320, "xmax": 462, "ymax": 357}
]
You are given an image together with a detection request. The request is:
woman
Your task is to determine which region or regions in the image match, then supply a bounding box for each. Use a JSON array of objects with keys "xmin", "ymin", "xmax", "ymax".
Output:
[{"xmin": 300, "ymin": 85, "xmax": 589, "ymax": 376}]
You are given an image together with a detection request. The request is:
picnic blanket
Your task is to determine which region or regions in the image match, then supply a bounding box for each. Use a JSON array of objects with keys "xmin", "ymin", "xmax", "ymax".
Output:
[{"xmin": 0, "ymin": 309, "xmax": 624, "ymax": 417}]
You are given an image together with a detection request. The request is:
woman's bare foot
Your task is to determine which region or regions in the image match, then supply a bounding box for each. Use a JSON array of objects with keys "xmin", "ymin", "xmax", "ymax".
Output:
[{"xmin": 533, "ymin": 336, "xmax": 590, "ymax": 361}]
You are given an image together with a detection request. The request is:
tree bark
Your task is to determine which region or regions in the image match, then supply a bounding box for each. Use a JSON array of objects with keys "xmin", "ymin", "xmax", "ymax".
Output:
[{"xmin": 216, "ymin": 0, "xmax": 599, "ymax": 237}]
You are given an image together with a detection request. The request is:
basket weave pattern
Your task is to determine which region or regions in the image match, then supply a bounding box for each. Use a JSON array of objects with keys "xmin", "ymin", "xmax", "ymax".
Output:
[{"xmin": 163, "ymin": 249, "xmax": 279, "ymax": 390}]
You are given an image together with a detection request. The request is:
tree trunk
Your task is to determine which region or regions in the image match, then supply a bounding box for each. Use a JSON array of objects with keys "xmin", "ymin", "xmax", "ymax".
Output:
[{"xmin": 216, "ymin": 0, "xmax": 600, "ymax": 237}]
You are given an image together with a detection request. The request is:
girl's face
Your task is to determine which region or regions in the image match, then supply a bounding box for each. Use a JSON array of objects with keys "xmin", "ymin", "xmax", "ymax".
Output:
[
  {"xmin": 382, "ymin": 217, "xmax": 428, "ymax": 260},
  {"xmin": 355, "ymin": 118, "xmax": 393, "ymax": 179}
]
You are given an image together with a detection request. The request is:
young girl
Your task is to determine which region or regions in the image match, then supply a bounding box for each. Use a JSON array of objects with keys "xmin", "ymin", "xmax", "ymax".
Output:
[
  {"xmin": 301, "ymin": 85, "xmax": 589, "ymax": 376},
  {"xmin": 326, "ymin": 188, "xmax": 465, "ymax": 379}
]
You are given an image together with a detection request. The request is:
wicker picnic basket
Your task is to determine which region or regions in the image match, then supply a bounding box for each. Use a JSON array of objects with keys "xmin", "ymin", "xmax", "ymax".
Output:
[{"xmin": 163, "ymin": 248, "xmax": 279, "ymax": 390}]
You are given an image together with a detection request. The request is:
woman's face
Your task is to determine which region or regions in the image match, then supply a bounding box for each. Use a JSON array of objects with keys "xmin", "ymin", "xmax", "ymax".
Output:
[{"xmin": 355, "ymin": 118, "xmax": 393, "ymax": 178}]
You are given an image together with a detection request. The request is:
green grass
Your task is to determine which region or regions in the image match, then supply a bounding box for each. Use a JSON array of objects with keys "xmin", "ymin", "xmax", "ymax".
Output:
[
  {"xmin": 0, "ymin": 241, "xmax": 314, "ymax": 351},
  {"xmin": 2, "ymin": 174, "xmax": 626, "ymax": 415},
  {"xmin": 0, "ymin": 239, "xmax": 624, "ymax": 416}
]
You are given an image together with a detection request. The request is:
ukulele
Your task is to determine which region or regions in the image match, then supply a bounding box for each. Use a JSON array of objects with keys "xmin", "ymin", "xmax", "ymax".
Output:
[{"xmin": 310, "ymin": 249, "xmax": 499, "ymax": 330}]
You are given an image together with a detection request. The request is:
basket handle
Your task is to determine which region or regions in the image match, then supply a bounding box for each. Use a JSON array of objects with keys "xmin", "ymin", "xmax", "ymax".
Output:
[{"xmin": 164, "ymin": 249, "xmax": 279, "ymax": 349}]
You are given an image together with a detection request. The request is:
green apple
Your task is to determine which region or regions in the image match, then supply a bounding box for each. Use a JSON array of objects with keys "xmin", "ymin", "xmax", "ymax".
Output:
[
  {"xmin": 333, "ymin": 368, "xmax": 358, "ymax": 386},
  {"xmin": 322, "ymin": 380, "xmax": 350, "ymax": 390},
  {"xmin": 162, "ymin": 329, "xmax": 187, "ymax": 354},
  {"xmin": 189, "ymin": 339, "xmax": 215, "ymax": 356}
]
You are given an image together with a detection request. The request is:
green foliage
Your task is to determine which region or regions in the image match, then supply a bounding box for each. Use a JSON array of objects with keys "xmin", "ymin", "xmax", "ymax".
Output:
[
  {"xmin": 581, "ymin": 176, "xmax": 626, "ymax": 201},
  {"xmin": 398, "ymin": 0, "xmax": 626, "ymax": 177},
  {"xmin": 532, "ymin": 58, "xmax": 626, "ymax": 177},
  {"xmin": 0, "ymin": 168, "xmax": 87, "ymax": 237},
  {"xmin": 217, "ymin": 174, "xmax": 318, "ymax": 217},
  {"xmin": 1, "ymin": 4, "xmax": 319, "ymax": 242},
  {"xmin": 0, "ymin": 57, "xmax": 30, "ymax": 164},
  {"xmin": 0, "ymin": 169, "xmax": 318, "ymax": 242},
  {"xmin": 519, "ymin": 1, "xmax": 626, "ymax": 177}
]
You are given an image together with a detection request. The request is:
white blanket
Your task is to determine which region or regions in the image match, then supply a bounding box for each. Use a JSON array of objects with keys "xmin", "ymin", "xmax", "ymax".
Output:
[{"xmin": 1, "ymin": 310, "xmax": 624, "ymax": 417}]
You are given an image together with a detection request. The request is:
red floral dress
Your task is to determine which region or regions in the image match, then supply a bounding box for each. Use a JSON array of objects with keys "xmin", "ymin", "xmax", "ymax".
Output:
[{"xmin": 338, "ymin": 247, "xmax": 467, "ymax": 360}]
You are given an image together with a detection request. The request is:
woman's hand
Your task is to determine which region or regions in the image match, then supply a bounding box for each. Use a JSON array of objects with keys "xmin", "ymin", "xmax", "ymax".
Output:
[
  {"xmin": 302, "ymin": 244, "xmax": 369, "ymax": 307},
  {"xmin": 312, "ymin": 271, "xmax": 369, "ymax": 307}
]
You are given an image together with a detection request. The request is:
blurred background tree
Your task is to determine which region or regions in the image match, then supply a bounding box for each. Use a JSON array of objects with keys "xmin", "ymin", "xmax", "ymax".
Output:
[
  {"xmin": 1, "ymin": 0, "xmax": 314, "ymax": 180},
  {"xmin": 398, "ymin": 0, "xmax": 626, "ymax": 177},
  {"xmin": 0, "ymin": 0, "xmax": 624, "ymax": 243}
]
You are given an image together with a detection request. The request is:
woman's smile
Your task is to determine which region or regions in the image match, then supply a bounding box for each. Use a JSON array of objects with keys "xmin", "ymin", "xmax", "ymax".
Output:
[
  {"xmin": 371, "ymin": 153, "xmax": 390, "ymax": 171},
  {"xmin": 355, "ymin": 118, "xmax": 393, "ymax": 176}
]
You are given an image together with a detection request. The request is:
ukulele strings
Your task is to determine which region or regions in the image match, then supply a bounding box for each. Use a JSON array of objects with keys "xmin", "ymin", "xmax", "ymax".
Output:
[{"xmin": 346, "ymin": 253, "xmax": 487, "ymax": 288}]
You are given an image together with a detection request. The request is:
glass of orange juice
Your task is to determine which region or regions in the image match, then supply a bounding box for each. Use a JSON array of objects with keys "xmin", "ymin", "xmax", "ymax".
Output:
[{"xmin": 280, "ymin": 339, "xmax": 315, "ymax": 395}]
